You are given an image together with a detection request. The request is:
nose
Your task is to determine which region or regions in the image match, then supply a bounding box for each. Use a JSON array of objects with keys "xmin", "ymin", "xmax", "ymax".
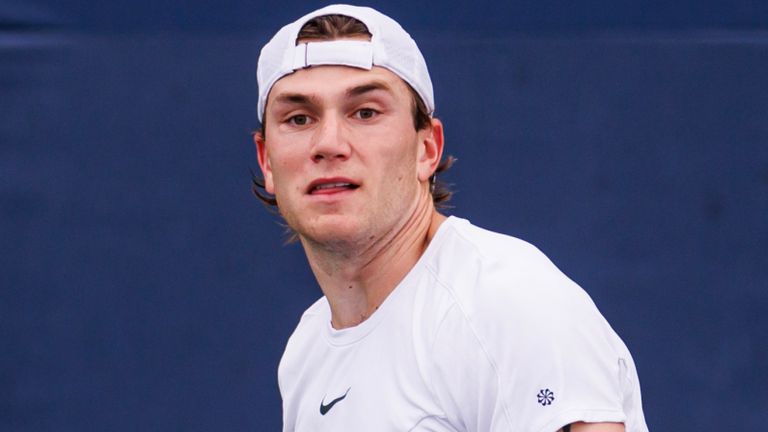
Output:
[{"xmin": 310, "ymin": 114, "xmax": 351, "ymax": 163}]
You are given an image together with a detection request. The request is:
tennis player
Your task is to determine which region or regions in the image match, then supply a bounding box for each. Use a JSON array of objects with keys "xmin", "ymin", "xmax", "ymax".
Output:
[{"xmin": 253, "ymin": 4, "xmax": 648, "ymax": 431}]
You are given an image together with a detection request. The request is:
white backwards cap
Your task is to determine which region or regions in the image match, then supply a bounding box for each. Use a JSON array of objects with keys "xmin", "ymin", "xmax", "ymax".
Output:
[{"xmin": 256, "ymin": 4, "xmax": 434, "ymax": 122}]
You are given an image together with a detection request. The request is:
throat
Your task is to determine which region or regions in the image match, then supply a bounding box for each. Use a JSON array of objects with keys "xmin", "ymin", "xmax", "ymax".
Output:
[{"xmin": 306, "ymin": 210, "xmax": 446, "ymax": 330}]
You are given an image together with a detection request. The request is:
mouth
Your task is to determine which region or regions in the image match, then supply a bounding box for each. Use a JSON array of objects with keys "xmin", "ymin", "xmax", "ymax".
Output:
[{"xmin": 307, "ymin": 179, "xmax": 360, "ymax": 195}]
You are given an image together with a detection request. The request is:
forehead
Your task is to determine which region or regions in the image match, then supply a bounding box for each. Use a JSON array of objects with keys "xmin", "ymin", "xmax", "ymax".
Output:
[{"xmin": 267, "ymin": 65, "xmax": 411, "ymax": 106}]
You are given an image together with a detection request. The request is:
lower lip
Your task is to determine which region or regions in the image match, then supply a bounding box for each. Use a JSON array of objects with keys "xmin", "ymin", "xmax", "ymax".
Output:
[{"xmin": 308, "ymin": 187, "xmax": 357, "ymax": 200}]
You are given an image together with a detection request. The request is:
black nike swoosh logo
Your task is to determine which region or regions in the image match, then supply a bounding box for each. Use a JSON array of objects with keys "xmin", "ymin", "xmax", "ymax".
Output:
[{"xmin": 319, "ymin": 387, "xmax": 350, "ymax": 415}]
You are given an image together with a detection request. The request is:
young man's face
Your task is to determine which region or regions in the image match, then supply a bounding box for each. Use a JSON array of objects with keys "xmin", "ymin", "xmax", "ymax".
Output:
[{"xmin": 256, "ymin": 65, "xmax": 442, "ymax": 248}]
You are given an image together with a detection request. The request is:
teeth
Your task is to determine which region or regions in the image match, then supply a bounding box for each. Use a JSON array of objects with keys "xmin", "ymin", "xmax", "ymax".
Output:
[{"xmin": 314, "ymin": 182, "xmax": 352, "ymax": 190}]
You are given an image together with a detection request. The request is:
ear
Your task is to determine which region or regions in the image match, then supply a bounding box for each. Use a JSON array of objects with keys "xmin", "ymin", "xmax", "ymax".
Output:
[
  {"xmin": 254, "ymin": 130, "xmax": 275, "ymax": 194},
  {"xmin": 416, "ymin": 117, "xmax": 445, "ymax": 183}
]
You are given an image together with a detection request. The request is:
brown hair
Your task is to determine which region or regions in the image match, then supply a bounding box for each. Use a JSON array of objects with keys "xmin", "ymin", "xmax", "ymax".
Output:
[{"xmin": 252, "ymin": 14, "xmax": 455, "ymax": 210}]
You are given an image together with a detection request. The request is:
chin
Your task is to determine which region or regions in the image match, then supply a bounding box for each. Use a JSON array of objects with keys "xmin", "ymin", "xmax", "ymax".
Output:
[{"xmin": 295, "ymin": 215, "xmax": 368, "ymax": 246}]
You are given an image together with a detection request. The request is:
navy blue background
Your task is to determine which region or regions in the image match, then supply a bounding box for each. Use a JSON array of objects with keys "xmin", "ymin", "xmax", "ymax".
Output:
[{"xmin": 2, "ymin": 0, "xmax": 767, "ymax": 430}]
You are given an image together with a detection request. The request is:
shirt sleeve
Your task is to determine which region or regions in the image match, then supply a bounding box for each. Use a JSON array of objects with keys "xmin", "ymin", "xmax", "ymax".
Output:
[{"xmin": 426, "ymin": 255, "xmax": 634, "ymax": 432}]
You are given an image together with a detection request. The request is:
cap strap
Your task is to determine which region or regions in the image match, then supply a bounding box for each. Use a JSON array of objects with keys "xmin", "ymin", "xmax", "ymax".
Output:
[{"xmin": 291, "ymin": 40, "xmax": 374, "ymax": 71}]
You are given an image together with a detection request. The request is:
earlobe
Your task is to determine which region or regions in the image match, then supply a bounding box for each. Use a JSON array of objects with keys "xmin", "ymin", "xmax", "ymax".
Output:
[
  {"xmin": 417, "ymin": 118, "xmax": 445, "ymax": 183},
  {"xmin": 254, "ymin": 131, "xmax": 275, "ymax": 194}
]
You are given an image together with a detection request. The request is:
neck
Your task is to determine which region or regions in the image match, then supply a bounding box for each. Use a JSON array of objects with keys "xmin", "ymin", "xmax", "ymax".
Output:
[{"xmin": 301, "ymin": 201, "xmax": 446, "ymax": 329}]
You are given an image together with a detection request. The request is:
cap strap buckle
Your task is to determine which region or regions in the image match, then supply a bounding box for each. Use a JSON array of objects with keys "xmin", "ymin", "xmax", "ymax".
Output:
[{"xmin": 291, "ymin": 40, "xmax": 374, "ymax": 71}]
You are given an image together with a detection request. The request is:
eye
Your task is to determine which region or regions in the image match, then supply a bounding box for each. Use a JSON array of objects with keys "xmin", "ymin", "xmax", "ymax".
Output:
[
  {"xmin": 287, "ymin": 114, "xmax": 311, "ymax": 126},
  {"xmin": 354, "ymin": 108, "xmax": 378, "ymax": 120}
]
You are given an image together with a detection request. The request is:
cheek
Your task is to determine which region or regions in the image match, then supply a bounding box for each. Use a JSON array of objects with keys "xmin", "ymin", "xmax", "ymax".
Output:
[
  {"xmin": 394, "ymin": 133, "xmax": 420, "ymax": 173},
  {"xmin": 378, "ymin": 135, "xmax": 419, "ymax": 187},
  {"xmin": 267, "ymin": 150, "xmax": 305, "ymax": 194},
  {"xmin": 271, "ymin": 159, "xmax": 294, "ymax": 187}
]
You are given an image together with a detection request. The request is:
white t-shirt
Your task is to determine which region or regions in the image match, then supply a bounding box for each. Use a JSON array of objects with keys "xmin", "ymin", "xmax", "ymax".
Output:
[{"xmin": 278, "ymin": 217, "xmax": 648, "ymax": 432}]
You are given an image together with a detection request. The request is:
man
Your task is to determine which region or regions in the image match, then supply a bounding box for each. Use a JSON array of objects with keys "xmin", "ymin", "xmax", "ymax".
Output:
[{"xmin": 253, "ymin": 4, "xmax": 648, "ymax": 431}]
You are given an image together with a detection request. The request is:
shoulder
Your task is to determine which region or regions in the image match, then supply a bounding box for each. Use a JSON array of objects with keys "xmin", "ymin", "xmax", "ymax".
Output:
[
  {"xmin": 431, "ymin": 216, "xmax": 564, "ymax": 282},
  {"xmin": 283, "ymin": 296, "xmax": 328, "ymax": 350},
  {"xmin": 426, "ymin": 217, "xmax": 596, "ymax": 322},
  {"xmin": 277, "ymin": 297, "xmax": 328, "ymax": 385},
  {"xmin": 420, "ymin": 218, "xmax": 639, "ymax": 431},
  {"xmin": 417, "ymin": 217, "xmax": 619, "ymax": 377}
]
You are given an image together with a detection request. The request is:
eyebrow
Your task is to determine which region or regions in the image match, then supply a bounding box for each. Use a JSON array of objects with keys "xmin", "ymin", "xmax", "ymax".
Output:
[
  {"xmin": 345, "ymin": 81, "xmax": 394, "ymax": 98},
  {"xmin": 272, "ymin": 93, "xmax": 318, "ymax": 107}
]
